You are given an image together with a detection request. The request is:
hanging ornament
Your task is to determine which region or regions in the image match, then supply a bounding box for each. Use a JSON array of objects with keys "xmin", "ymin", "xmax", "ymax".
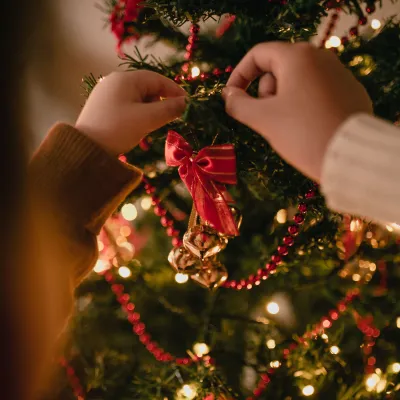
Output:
[
  {"xmin": 191, "ymin": 260, "xmax": 228, "ymax": 290},
  {"xmin": 168, "ymin": 246, "xmax": 203, "ymax": 274},
  {"xmin": 218, "ymin": 206, "xmax": 242, "ymax": 238},
  {"xmin": 337, "ymin": 215, "xmax": 365, "ymax": 260},
  {"xmin": 183, "ymin": 225, "xmax": 228, "ymax": 260}
]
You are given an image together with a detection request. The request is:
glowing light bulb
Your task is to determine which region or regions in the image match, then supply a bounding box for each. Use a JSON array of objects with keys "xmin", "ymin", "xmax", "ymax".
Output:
[
  {"xmin": 266, "ymin": 302, "xmax": 280, "ymax": 315},
  {"xmin": 321, "ymin": 333, "xmax": 328, "ymax": 341},
  {"xmin": 175, "ymin": 273, "xmax": 189, "ymax": 284},
  {"xmin": 118, "ymin": 266, "xmax": 131, "ymax": 278},
  {"xmin": 352, "ymin": 273, "xmax": 361, "ymax": 282},
  {"xmin": 121, "ymin": 203, "xmax": 138, "ymax": 221},
  {"xmin": 397, "ymin": 317, "xmax": 400, "ymax": 329},
  {"xmin": 193, "ymin": 342, "xmax": 210, "ymax": 357},
  {"xmin": 328, "ymin": 36, "xmax": 341, "ymax": 48},
  {"xmin": 371, "ymin": 19, "xmax": 381, "ymax": 30},
  {"xmin": 302, "ymin": 385, "xmax": 315, "ymax": 396},
  {"xmin": 191, "ymin": 66, "xmax": 201, "ymax": 78},
  {"xmin": 276, "ymin": 209, "xmax": 287, "ymax": 224},
  {"xmin": 141, "ymin": 196, "xmax": 152, "ymax": 210},
  {"xmin": 93, "ymin": 259, "xmax": 109, "ymax": 273},
  {"xmin": 270, "ymin": 360, "xmax": 281, "ymax": 368},
  {"xmin": 330, "ymin": 345, "xmax": 340, "ymax": 355},
  {"xmin": 391, "ymin": 363, "xmax": 400, "ymax": 373},
  {"xmin": 376, "ymin": 378, "xmax": 387, "ymax": 393},
  {"xmin": 266, "ymin": 339, "xmax": 276, "ymax": 349},
  {"xmin": 366, "ymin": 374, "xmax": 380, "ymax": 391},
  {"xmin": 180, "ymin": 384, "xmax": 197, "ymax": 399}
]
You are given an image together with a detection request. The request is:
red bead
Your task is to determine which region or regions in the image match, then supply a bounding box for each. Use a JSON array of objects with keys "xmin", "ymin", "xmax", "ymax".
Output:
[
  {"xmin": 271, "ymin": 254, "xmax": 282, "ymax": 264},
  {"xmin": 341, "ymin": 36, "xmax": 349, "ymax": 45},
  {"xmin": 146, "ymin": 342, "xmax": 156, "ymax": 351},
  {"xmin": 139, "ymin": 138, "xmax": 151, "ymax": 151},
  {"xmin": 160, "ymin": 216, "xmax": 173, "ymax": 227},
  {"xmin": 366, "ymin": 4, "xmax": 375, "ymax": 14},
  {"xmin": 229, "ymin": 281, "xmax": 237, "ymax": 289},
  {"xmin": 181, "ymin": 63, "xmax": 190, "ymax": 73},
  {"xmin": 145, "ymin": 187, "xmax": 156, "ymax": 194},
  {"xmin": 367, "ymin": 356, "xmax": 376, "ymax": 366},
  {"xmin": 293, "ymin": 213, "xmax": 305, "ymax": 224},
  {"xmin": 184, "ymin": 52, "xmax": 192, "ymax": 60},
  {"xmin": 200, "ymin": 72, "xmax": 210, "ymax": 80},
  {"xmin": 277, "ymin": 246, "xmax": 289, "ymax": 256},
  {"xmin": 248, "ymin": 275, "xmax": 255, "ymax": 283},
  {"xmin": 174, "ymin": 75, "xmax": 181, "ymax": 83},
  {"xmin": 212, "ymin": 68, "xmax": 223, "ymax": 76},
  {"xmin": 359, "ymin": 16, "xmax": 368, "ymax": 25},
  {"xmin": 190, "ymin": 24, "xmax": 200, "ymax": 34},
  {"xmin": 337, "ymin": 302, "xmax": 346, "ymax": 312},
  {"xmin": 134, "ymin": 324, "xmax": 145, "ymax": 334},
  {"xmin": 349, "ymin": 26, "xmax": 358, "ymax": 36},
  {"xmin": 186, "ymin": 43, "xmax": 196, "ymax": 52},
  {"xmin": 305, "ymin": 189, "xmax": 316, "ymax": 199},
  {"xmin": 225, "ymin": 65, "xmax": 233, "ymax": 73},
  {"xmin": 283, "ymin": 235, "xmax": 295, "ymax": 246},
  {"xmin": 172, "ymin": 237, "xmax": 182, "ymax": 247},
  {"xmin": 126, "ymin": 303, "xmax": 135, "ymax": 312},
  {"xmin": 372, "ymin": 329, "xmax": 380, "ymax": 338},
  {"xmin": 288, "ymin": 225, "xmax": 299, "ymax": 236},
  {"xmin": 329, "ymin": 310, "xmax": 339, "ymax": 320},
  {"xmin": 154, "ymin": 206, "xmax": 166, "ymax": 216},
  {"xmin": 261, "ymin": 269, "xmax": 270, "ymax": 278},
  {"xmin": 166, "ymin": 226, "xmax": 179, "ymax": 237},
  {"xmin": 104, "ymin": 271, "xmax": 113, "ymax": 282},
  {"xmin": 118, "ymin": 294, "xmax": 130, "ymax": 304},
  {"xmin": 261, "ymin": 374, "xmax": 270, "ymax": 383},
  {"xmin": 253, "ymin": 388, "xmax": 263, "ymax": 397},
  {"xmin": 151, "ymin": 196, "xmax": 160, "ymax": 205},
  {"xmin": 298, "ymin": 203, "xmax": 307, "ymax": 213}
]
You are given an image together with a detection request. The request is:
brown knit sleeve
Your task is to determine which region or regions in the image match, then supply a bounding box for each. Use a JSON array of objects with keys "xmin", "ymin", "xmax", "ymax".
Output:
[{"xmin": 29, "ymin": 123, "xmax": 143, "ymax": 285}]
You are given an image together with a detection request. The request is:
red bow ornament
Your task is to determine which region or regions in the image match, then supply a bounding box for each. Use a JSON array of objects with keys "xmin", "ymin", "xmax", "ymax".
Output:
[{"xmin": 165, "ymin": 130, "xmax": 239, "ymax": 237}]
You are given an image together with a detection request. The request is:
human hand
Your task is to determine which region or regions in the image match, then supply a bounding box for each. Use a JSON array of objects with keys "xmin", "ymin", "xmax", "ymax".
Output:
[
  {"xmin": 222, "ymin": 42, "xmax": 373, "ymax": 182},
  {"xmin": 76, "ymin": 70, "xmax": 186, "ymax": 155}
]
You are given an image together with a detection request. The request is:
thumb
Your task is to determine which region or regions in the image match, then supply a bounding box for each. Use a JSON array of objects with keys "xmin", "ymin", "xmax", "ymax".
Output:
[
  {"xmin": 222, "ymin": 87, "xmax": 267, "ymax": 132},
  {"xmin": 136, "ymin": 96, "xmax": 187, "ymax": 133}
]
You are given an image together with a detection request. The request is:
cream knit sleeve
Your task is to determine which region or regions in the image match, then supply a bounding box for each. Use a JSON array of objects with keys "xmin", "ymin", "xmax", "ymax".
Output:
[{"xmin": 321, "ymin": 114, "xmax": 400, "ymax": 225}]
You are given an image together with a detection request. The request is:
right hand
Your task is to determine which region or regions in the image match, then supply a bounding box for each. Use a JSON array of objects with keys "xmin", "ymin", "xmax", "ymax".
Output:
[{"xmin": 222, "ymin": 42, "xmax": 373, "ymax": 182}]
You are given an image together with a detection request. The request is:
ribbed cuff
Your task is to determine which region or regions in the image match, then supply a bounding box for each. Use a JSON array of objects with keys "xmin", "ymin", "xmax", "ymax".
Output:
[
  {"xmin": 30, "ymin": 123, "xmax": 143, "ymax": 234},
  {"xmin": 321, "ymin": 114, "xmax": 400, "ymax": 224}
]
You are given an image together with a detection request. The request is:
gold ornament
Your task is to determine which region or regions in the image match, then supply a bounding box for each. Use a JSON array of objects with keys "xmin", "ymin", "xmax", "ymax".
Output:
[
  {"xmin": 168, "ymin": 246, "xmax": 203, "ymax": 275},
  {"xmin": 190, "ymin": 261, "xmax": 228, "ymax": 290},
  {"xmin": 218, "ymin": 206, "xmax": 243, "ymax": 237},
  {"xmin": 183, "ymin": 224, "xmax": 228, "ymax": 260}
]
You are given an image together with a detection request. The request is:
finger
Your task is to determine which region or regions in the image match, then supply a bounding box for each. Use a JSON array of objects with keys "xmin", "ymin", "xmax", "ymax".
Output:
[
  {"xmin": 258, "ymin": 73, "xmax": 277, "ymax": 98},
  {"xmin": 222, "ymin": 87, "xmax": 273, "ymax": 135},
  {"xmin": 124, "ymin": 70, "xmax": 187, "ymax": 101},
  {"xmin": 226, "ymin": 42, "xmax": 291, "ymax": 89},
  {"xmin": 134, "ymin": 96, "xmax": 187, "ymax": 133}
]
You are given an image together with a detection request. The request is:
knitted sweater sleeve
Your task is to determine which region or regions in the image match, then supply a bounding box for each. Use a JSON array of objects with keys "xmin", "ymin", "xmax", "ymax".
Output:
[{"xmin": 321, "ymin": 114, "xmax": 400, "ymax": 225}]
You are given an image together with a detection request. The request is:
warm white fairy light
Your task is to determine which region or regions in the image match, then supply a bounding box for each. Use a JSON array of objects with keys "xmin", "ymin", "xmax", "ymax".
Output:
[
  {"xmin": 330, "ymin": 345, "xmax": 340, "ymax": 355},
  {"xmin": 266, "ymin": 339, "xmax": 276, "ymax": 349},
  {"xmin": 191, "ymin": 66, "xmax": 201, "ymax": 78},
  {"xmin": 93, "ymin": 259, "xmax": 109, "ymax": 273},
  {"xmin": 302, "ymin": 385, "xmax": 315, "ymax": 396},
  {"xmin": 175, "ymin": 273, "xmax": 189, "ymax": 284},
  {"xmin": 141, "ymin": 196, "xmax": 152, "ymax": 210},
  {"xmin": 352, "ymin": 273, "xmax": 361, "ymax": 282},
  {"xmin": 371, "ymin": 19, "xmax": 381, "ymax": 30},
  {"xmin": 366, "ymin": 373, "xmax": 380, "ymax": 391},
  {"xmin": 270, "ymin": 360, "xmax": 281, "ymax": 368},
  {"xmin": 118, "ymin": 266, "xmax": 131, "ymax": 278},
  {"xmin": 397, "ymin": 317, "xmax": 400, "ymax": 328},
  {"xmin": 391, "ymin": 363, "xmax": 400, "ymax": 373},
  {"xmin": 325, "ymin": 35, "xmax": 341, "ymax": 49},
  {"xmin": 266, "ymin": 302, "xmax": 280, "ymax": 315},
  {"xmin": 376, "ymin": 378, "xmax": 387, "ymax": 393},
  {"xmin": 321, "ymin": 333, "xmax": 329, "ymax": 341},
  {"xmin": 179, "ymin": 384, "xmax": 197, "ymax": 400},
  {"xmin": 121, "ymin": 203, "xmax": 138, "ymax": 221},
  {"xmin": 193, "ymin": 342, "xmax": 210, "ymax": 357},
  {"xmin": 276, "ymin": 209, "xmax": 287, "ymax": 224}
]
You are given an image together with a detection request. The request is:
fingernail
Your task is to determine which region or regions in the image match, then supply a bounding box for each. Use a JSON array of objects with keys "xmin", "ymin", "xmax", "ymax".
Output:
[{"xmin": 222, "ymin": 87, "xmax": 234, "ymax": 100}]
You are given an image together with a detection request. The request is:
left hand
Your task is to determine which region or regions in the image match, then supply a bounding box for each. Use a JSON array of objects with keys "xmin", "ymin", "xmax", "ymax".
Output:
[{"xmin": 76, "ymin": 70, "xmax": 187, "ymax": 155}]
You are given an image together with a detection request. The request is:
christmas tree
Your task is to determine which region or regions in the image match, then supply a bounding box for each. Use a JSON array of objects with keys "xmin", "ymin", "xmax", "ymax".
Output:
[{"xmin": 53, "ymin": 1, "xmax": 400, "ymax": 399}]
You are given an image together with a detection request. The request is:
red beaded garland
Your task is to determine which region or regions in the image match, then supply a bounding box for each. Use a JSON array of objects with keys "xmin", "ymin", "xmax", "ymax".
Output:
[{"xmin": 60, "ymin": 358, "xmax": 85, "ymax": 399}]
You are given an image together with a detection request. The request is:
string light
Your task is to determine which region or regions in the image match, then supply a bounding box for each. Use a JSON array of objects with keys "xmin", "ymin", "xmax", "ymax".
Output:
[
  {"xmin": 193, "ymin": 342, "xmax": 210, "ymax": 357},
  {"xmin": 191, "ymin": 66, "xmax": 201, "ymax": 78},
  {"xmin": 118, "ymin": 266, "xmax": 131, "ymax": 278},
  {"xmin": 365, "ymin": 373, "xmax": 380, "ymax": 391},
  {"xmin": 141, "ymin": 196, "xmax": 152, "ymax": 210},
  {"xmin": 330, "ymin": 345, "xmax": 340, "ymax": 355},
  {"xmin": 276, "ymin": 209, "xmax": 287, "ymax": 224},
  {"xmin": 321, "ymin": 333, "xmax": 329, "ymax": 341},
  {"xmin": 376, "ymin": 379, "xmax": 387, "ymax": 393},
  {"xmin": 121, "ymin": 203, "xmax": 138, "ymax": 221},
  {"xmin": 397, "ymin": 317, "xmax": 400, "ymax": 328},
  {"xmin": 93, "ymin": 259, "xmax": 109, "ymax": 273},
  {"xmin": 175, "ymin": 273, "xmax": 189, "ymax": 284},
  {"xmin": 391, "ymin": 363, "xmax": 400, "ymax": 373},
  {"xmin": 325, "ymin": 35, "xmax": 341, "ymax": 48},
  {"xmin": 178, "ymin": 384, "xmax": 197, "ymax": 400},
  {"xmin": 266, "ymin": 339, "xmax": 276, "ymax": 349},
  {"xmin": 371, "ymin": 19, "xmax": 381, "ymax": 30},
  {"xmin": 270, "ymin": 360, "xmax": 281, "ymax": 368},
  {"xmin": 266, "ymin": 302, "xmax": 280, "ymax": 315},
  {"xmin": 302, "ymin": 385, "xmax": 315, "ymax": 396}
]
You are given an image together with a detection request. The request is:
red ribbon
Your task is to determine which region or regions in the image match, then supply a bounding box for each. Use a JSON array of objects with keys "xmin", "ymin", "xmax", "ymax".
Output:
[{"xmin": 165, "ymin": 130, "xmax": 239, "ymax": 236}]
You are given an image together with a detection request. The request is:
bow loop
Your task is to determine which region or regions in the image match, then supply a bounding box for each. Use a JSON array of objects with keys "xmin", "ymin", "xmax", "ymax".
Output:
[{"xmin": 165, "ymin": 130, "xmax": 239, "ymax": 236}]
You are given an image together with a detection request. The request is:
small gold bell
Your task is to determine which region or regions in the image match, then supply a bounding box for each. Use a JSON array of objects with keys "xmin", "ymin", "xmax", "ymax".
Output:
[
  {"xmin": 168, "ymin": 246, "xmax": 203, "ymax": 275},
  {"xmin": 218, "ymin": 206, "xmax": 242, "ymax": 237},
  {"xmin": 183, "ymin": 225, "xmax": 228, "ymax": 260},
  {"xmin": 190, "ymin": 261, "xmax": 228, "ymax": 290}
]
